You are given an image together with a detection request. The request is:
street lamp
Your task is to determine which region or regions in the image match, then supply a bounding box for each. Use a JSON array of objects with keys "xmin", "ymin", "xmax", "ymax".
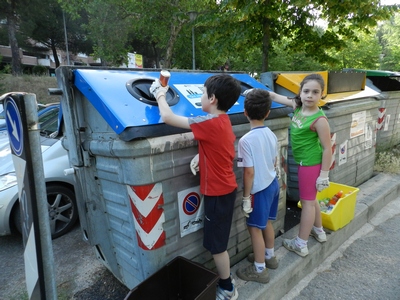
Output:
[{"xmin": 188, "ymin": 11, "xmax": 197, "ymax": 70}]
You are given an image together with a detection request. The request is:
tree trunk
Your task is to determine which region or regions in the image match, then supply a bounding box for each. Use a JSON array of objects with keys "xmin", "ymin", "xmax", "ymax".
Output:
[
  {"xmin": 164, "ymin": 18, "xmax": 186, "ymax": 68},
  {"xmin": 51, "ymin": 39, "xmax": 60, "ymax": 67},
  {"xmin": 261, "ymin": 20, "xmax": 270, "ymax": 73},
  {"xmin": 7, "ymin": 0, "xmax": 22, "ymax": 76}
]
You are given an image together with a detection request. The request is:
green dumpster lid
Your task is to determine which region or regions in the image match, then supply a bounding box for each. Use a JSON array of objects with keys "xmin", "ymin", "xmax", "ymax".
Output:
[{"xmin": 343, "ymin": 68, "xmax": 400, "ymax": 77}]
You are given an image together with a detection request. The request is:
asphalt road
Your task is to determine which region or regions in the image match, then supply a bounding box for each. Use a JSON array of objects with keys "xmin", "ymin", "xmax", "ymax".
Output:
[
  {"xmin": 0, "ymin": 200, "xmax": 301, "ymax": 300},
  {"xmin": 2, "ymin": 198, "xmax": 398, "ymax": 300},
  {"xmin": 283, "ymin": 197, "xmax": 400, "ymax": 300},
  {"xmin": 0, "ymin": 223, "xmax": 129, "ymax": 300}
]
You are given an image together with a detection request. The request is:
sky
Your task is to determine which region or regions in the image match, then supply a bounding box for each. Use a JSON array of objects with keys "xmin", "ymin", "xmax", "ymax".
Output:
[{"xmin": 381, "ymin": 0, "xmax": 400, "ymax": 5}]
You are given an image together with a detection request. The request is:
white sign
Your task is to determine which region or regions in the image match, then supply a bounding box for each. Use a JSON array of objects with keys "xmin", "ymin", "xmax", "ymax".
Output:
[
  {"xmin": 350, "ymin": 111, "xmax": 366, "ymax": 138},
  {"xmin": 177, "ymin": 186, "xmax": 204, "ymax": 237},
  {"xmin": 339, "ymin": 140, "xmax": 348, "ymax": 166},
  {"xmin": 384, "ymin": 114, "xmax": 390, "ymax": 131},
  {"xmin": 173, "ymin": 84, "xmax": 239, "ymax": 109}
]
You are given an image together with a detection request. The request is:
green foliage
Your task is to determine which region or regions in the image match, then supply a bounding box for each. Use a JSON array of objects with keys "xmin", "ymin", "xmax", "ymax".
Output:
[
  {"xmin": 0, "ymin": 24, "xmax": 8, "ymax": 45},
  {"xmin": 0, "ymin": 69, "xmax": 4, "ymax": 94},
  {"xmin": 374, "ymin": 149, "xmax": 400, "ymax": 174},
  {"xmin": 379, "ymin": 13, "xmax": 400, "ymax": 71},
  {"xmin": 2, "ymin": 64, "xmax": 12, "ymax": 74},
  {"xmin": 2, "ymin": 0, "xmax": 400, "ymax": 73},
  {"xmin": 17, "ymin": 0, "xmax": 93, "ymax": 68},
  {"xmin": 60, "ymin": 0, "xmax": 207, "ymax": 68},
  {"xmin": 198, "ymin": 0, "xmax": 400, "ymax": 72},
  {"xmin": 32, "ymin": 65, "xmax": 49, "ymax": 76},
  {"xmin": 321, "ymin": 30, "xmax": 382, "ymax": 70}
]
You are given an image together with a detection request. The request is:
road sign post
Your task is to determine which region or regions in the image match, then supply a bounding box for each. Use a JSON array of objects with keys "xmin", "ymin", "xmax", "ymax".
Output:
[{"xmin": 3, "ymin": 93, "xmax": 57, "ymax": 300}]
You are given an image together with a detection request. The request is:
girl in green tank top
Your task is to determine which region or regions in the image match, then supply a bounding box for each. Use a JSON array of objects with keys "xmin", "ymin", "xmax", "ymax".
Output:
[
  {"xmin": 290, "ymin": 107, "xmax": 328, "ymax": 166},
  {"xmin": 269, "ymin": 74, "xmax": 332, "ymax": 257}
]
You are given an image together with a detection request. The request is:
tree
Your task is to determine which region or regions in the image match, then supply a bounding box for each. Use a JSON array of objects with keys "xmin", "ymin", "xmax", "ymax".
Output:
[
  {"xmin": 201, "ymin": 0, "xmax": 399, "ymax": 72},
  {"xmin": 60, "ymin": 0, "xmax": 208, "ymax": 68},
  {"xmin": 323, "ymin": 30, "xmax": 382, "ymax": 70},
  {"xmin": 1, "ymin": 0, "xmax": 22, "ymax": 76},
  {"xmin": 19, "ymin": 0, "xmax": 92, "ymax": 68},
  {"xmin": 379, "ymin": 13, "xmax": 400, "ymax": 71}
]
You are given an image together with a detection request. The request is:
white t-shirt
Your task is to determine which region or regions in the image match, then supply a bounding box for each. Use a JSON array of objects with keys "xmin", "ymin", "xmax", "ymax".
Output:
[{"xmin": 237, "ymin": 126, "xmax": 278, "ymax": 194}]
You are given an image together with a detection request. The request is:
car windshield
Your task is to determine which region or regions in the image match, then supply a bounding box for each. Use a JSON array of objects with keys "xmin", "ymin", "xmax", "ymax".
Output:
[
  {"xmin": 0, "ymin": 102, "xmax": 60, "ymax": 135},
  {"xmin": 0, "ymin": 103, "xmax": 5, "ymax": 128},
  {"xmin": 38, "ymin": 105, "xmax": 60, "ymax": 136},
  {"xmin": 0, "ymin": 103, "xmax": 61, "ymax": 176}
]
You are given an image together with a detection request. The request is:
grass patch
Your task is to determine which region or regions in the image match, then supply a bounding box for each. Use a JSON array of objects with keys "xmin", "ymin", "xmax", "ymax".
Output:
[
  {"xmin": 1, "ymin": 74, "xmax": 58, "ymax": 104},
  {"xmin": 374, "ymin": 144, "xmax": 400, "ymax": 174}
]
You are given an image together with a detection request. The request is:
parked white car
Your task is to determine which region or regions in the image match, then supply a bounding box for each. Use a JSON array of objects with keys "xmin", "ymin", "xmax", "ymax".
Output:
[
  {"xmin": 0, "ymin": 103, "xmax": 78, "ymax": 239},
  {"xmin": 0, "ymin": 103, "xmax": 5, "ymax": 130}
]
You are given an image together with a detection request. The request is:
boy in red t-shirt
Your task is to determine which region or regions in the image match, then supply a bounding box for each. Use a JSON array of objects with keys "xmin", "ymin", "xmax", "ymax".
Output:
[{"xmin": 150, "ymin": 74, "xmax": 241, "ymax": 300}]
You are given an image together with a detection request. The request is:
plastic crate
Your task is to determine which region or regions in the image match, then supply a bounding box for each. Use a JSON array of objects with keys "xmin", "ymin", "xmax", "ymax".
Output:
[
  {"xmin": 124, "ymin": 256, "xmax": 219, "ymax": 300},
  {"xmin": 297, "ymin": 182, "xmax": 360, "ymax": 231}
]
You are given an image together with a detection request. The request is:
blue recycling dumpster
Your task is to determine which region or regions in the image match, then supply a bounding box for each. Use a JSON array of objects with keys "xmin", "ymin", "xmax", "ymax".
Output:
[{"xmin": 56, "ymin": 67, "xmax": 292, "ymax": 289}]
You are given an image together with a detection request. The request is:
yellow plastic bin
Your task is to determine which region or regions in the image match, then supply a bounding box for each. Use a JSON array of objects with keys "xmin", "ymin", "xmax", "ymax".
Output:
[{"xmin": 298, "ymin": 182, "xmax": 360, "ymax": 231}]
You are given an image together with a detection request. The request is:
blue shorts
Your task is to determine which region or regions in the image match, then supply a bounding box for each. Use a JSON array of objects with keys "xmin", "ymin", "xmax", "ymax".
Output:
[
  {"xmin": 246, "ymin": 177, "xmax": 279, "ymax": 229},
  {"xmin": 203, "ymin": 189, "xmax": 236, "ymax": 255}
]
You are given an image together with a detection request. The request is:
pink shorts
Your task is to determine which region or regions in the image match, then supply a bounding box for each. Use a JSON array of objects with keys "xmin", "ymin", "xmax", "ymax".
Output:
[{"xmin": 298, "ymin": 164, "xmax": 321, "ymax": 201}]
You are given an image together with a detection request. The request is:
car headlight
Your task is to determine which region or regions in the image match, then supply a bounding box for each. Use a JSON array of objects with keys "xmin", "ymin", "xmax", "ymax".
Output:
[{"xmin": 0, "ymin": 172, "xmax": 18, "ymax": 192}]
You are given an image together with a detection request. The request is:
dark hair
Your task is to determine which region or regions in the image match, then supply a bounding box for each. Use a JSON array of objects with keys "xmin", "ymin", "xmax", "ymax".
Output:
[
  {"xmin": 244, "ymin": 89, "xmax": 272, "ymax": 120},
  {"xmin": 291, "ymin": 73, "xmax": 326, "ymax": 107},
  {"xmin": 204, "ymin": 74, "xmax": 241, "ymax": 111}
]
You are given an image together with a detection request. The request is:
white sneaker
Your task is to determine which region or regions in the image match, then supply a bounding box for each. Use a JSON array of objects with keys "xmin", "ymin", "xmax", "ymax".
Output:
[
  {"xmin": 283, "ymin": 238, "xmax": 309, "ymax": 257},
  {"xmin": 310, "ymin": 228, "xmax": 327, "ymax": 243},
  {"xmin": 216, "ymin": 284, "xmax": 238, "ymax": 300}
]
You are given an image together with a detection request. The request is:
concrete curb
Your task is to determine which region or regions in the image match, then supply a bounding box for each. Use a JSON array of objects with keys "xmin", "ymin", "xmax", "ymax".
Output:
[{"xmin": 231, "ymin": 172, "xmax": 400, "ymax": 300}]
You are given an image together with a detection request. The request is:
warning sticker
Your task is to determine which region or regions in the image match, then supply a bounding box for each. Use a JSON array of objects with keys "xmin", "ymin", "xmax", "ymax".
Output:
[{"xmin": 177, "ymin": 186, "xmax": 204, "ymax": 237}]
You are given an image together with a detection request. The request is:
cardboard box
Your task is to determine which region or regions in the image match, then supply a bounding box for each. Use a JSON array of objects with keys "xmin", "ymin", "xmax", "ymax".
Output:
[
  {"xmin": 298, "ymin": 182, "xmax": 360, "ymax": 231},
  {"xmin": 124, "ymin": 256, "xmax": 219, "ymax": 300}
]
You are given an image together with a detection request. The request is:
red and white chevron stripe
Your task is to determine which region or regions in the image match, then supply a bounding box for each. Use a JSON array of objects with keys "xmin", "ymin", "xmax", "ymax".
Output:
[
  {"xmin": 127, "ymin": 183, "xmax": 166, "ymax": 250},
  {"xmin": 330, "ymin": 133, "xmax": 336, "ymax": 170},
  {"xmin": 377, "ymin": 108, "xmax": 386, "ymax": 130}
]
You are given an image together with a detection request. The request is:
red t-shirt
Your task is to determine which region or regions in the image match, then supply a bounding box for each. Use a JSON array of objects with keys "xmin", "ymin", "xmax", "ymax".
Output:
[{"xmin": 189, "ymin": 114, "xmax": 237, "ymax": 196}]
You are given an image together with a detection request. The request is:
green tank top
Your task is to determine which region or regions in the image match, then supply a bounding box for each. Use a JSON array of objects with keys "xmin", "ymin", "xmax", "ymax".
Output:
[{"xmin": 290, "ymin": 107, "xmax": 327, "ymax": 166}]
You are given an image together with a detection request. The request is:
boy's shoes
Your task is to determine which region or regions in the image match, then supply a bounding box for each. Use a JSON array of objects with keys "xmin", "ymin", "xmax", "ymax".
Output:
[
  {"xmin": 216, "ymin": 284, "xmax": 238, "ymax": 300},
  {"xmin": 246, "ymin": 253, "xmax": 279, "ymax": 269},
  {"xmin": 283, "ymin": 238, "xmax": 309, "ymax": 257},
  {"xmin": 310, "ymin": 228, "xmax": 327, "ymax": 243},
  {"xmin": 236, "ymin": 264, "xmax": 270, "ymax": 283}
]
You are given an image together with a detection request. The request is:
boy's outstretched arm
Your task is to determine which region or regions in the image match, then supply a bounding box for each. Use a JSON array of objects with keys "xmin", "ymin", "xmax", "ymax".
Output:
[{"xmin": 150, "ymin": 80, "xmax": 191, "ymax": 129}]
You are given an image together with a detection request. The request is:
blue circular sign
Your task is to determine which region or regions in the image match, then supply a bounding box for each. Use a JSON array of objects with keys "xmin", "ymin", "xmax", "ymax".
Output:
[
  {"xmin": 5, "ymin": 97, "xmax": 23, "ymax": 157},
  {"xmin": 182, "ymin": 192, "xmax": 201, "ymax": 215}
]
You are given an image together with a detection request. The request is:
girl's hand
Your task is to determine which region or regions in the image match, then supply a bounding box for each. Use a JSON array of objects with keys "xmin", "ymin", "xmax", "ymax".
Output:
[{"xmin": 316, "ymin": 170, "xmax": 330, "ymax": 192}]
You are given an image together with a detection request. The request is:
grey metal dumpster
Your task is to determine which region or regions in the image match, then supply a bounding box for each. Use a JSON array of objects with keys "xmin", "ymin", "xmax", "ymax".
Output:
[
  {"xmin": 55, "ymin": 67, "xmax": 292, "ymax": 289},
  {"xmin": 344, "ymin": 69, "xmax": 400, "ymax": 151},
  {"xmin": 261, "ymin": 71, "xmax": 380, "ymax": 201}
]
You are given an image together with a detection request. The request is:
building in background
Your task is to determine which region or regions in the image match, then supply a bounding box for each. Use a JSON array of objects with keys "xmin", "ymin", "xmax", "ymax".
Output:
[{"xmin": 0, "ymin": 45, "xmax": 143, "ymax": 75}]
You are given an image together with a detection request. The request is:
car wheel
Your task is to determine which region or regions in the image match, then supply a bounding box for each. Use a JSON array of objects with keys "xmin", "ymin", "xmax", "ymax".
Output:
[{"xmin": 13, "ymin": 184, "xmax": 78, "ymax": 239}]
